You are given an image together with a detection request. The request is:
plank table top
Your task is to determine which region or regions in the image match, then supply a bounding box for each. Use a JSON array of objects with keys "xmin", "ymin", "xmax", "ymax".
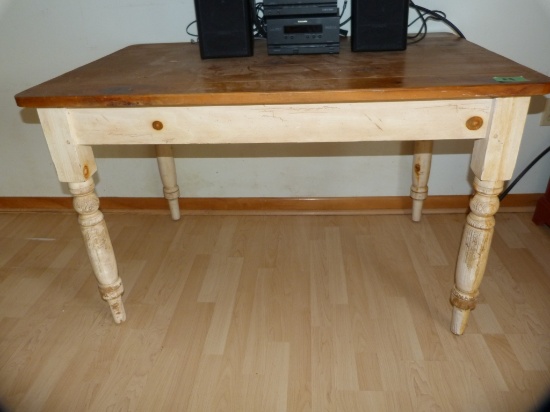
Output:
[{"xmin": 15, "ymin": 33, "xmax": 550, "ymax": 108}]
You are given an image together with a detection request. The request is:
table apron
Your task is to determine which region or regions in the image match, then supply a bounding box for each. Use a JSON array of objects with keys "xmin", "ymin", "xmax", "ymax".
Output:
[{"xmin": 62, "ymin": 99, "xmax": 493, "ymax": 145}]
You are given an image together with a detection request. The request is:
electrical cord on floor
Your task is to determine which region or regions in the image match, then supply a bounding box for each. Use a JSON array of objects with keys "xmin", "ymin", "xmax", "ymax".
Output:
[{"xmin": 499, "ymin": 145, "xmax": 550, "ymax": 201}]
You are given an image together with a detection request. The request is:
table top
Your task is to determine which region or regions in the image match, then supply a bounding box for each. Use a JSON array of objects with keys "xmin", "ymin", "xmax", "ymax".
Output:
[{"xmin": 15, "ymin": 33, "xmax": 550, "ymax": 108}]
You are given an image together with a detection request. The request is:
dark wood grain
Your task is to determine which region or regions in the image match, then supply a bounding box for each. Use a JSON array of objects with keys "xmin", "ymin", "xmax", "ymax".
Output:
[{"xmin": 15, "ymin": 33, "xmax": 550, "ymax": 108}]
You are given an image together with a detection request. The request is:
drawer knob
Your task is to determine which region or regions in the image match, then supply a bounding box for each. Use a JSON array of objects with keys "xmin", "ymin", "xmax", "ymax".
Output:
[
  {"xmin": 152, "ymin": 120, "xmax": 164, "ymax": 130},
  {"xmin": 466, "ymin": 116, "xmax": 483, "ymax": 131}
]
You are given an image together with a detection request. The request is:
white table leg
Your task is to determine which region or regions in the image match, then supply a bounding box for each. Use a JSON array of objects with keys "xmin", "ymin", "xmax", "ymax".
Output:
[
  {"xmin": 410, "ymin": 140, "xmax": 433, "ymax": 222},
  {"xmin": 69, "ymin": 178, "xmax": 126, "ymax": 323},
  {"xmin": 450, "ymin": 178, "xmax": 502, "ymax": 334},
  {"xmin": 156, "ymin": 145, "xmax": 180, "ymax": 220},
  {"xmin": 449, "ymin": 96, "xmax": 530, "ymax": 335}
]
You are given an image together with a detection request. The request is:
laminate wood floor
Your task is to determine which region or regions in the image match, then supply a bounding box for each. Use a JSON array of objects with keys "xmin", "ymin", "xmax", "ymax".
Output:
[{"xmin": 0, "ymin": 211, "xmax": 549, "ymax": 411}]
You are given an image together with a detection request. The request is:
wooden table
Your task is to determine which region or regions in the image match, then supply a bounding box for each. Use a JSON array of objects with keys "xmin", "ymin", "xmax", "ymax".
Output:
[{"xmin": 15, "ymin": 33, "xmax": 550, "ymax": 334}]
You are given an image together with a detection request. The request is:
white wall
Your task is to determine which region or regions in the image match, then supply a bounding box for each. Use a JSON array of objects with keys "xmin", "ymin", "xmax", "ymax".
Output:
[{"xmin": 1, "ymin": 0, "xmax": 549, "ymax": 199}]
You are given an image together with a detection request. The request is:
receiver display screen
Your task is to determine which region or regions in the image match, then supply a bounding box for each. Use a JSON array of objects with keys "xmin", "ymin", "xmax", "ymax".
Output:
[{"xmin": 284, "ymin": 24, "xmax": 323, "ymax": 34}]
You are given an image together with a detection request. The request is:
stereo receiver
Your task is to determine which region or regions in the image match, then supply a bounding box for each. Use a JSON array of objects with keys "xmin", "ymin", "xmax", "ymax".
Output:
[
  {"xmin": 266, "ymin": 16, "xmax": 340, "ymax": 55},
  {"xmin": 265, "ymin": 0, "xmax": 340, "ymax": 55}
]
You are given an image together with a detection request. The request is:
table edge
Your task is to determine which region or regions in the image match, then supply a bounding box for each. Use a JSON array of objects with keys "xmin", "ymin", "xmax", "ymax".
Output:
[{"xmin": 15, "ymin": 84, "xmax": 550, "ymax": 108}]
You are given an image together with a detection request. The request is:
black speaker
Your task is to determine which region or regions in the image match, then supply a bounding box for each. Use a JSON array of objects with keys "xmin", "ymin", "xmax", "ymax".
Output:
[
  {"xmin": 194, "ymin": 0, "xmax": 254, "ymax": 59},
  {"xmin": 351, "ymin": 0, "xmax": 409, "ymax": 52}
]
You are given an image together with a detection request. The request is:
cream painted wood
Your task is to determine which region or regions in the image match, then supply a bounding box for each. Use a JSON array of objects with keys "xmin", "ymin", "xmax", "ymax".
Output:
[
  {"xmin": 450, "ymin": 178, "xmax": 503, "ymax": 334},
  {"xmin": 68, "ymin": 178, "xmax": 126, "ymax": 323},
  {"xmin": 34, "ymin": 98, "xmax": 532, "ymax": 333},
  {"xmin": 450, "ymin": 97, "xmax": 531, "ymax": 335},
  {"xmin": 410, "ymin": 141, "xmax": 434, "ymax": 222},
  {"xmin": 470, "ymin": 97, "xmax": 531, "ymax": 181},
  {"xmin": 155, "ymin": 145, "xmax": 180, "ymax": 221},
  {"xmin": 37, "ymin": 108, "xmax": 127, "ymax": 323},
  {"xmin": 67, "ymin": 100, "xmax": 492, "ymax": 145},
  {"xmin": 37, "ymin": 108, "xmax": 96, "ymax": 182}
]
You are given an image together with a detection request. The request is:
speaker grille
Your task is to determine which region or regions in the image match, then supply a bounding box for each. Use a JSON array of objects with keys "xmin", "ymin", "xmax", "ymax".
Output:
[
  {"xmin": 194, "ymin": 0, "xmax": 253, "ymax": 58},
  {"xmin": 351, "ymin": 0, "xmax": 409, "ymax": 52}
]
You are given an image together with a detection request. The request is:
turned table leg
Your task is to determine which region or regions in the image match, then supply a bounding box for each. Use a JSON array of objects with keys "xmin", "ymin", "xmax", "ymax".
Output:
[
  {"xmin": 156, "ymin": 145, "xmax": 181, "ymax": 221},
  {"xmin": 410, "ymin": 140, "xmax": 434, "ymax": 222},
  {"xmin": 449, "ymin": 96, "xmax": 531, "ymax": 334},
  {"xmin": 450, "ymin": 178, "xmax": 502, "ymax": 334},
  {"xmin": 69, "ymin": 178, "xmax": 126, "ymax": 323}
]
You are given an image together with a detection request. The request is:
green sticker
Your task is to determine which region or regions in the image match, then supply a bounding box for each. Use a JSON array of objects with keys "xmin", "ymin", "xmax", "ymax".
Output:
[{"xmin": 493, "ymin": 76, "xmax": 528, "ymax": 83}]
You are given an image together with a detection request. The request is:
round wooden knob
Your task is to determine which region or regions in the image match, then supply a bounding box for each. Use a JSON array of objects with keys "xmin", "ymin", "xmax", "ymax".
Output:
[
  {"xmin": 152, "ymin": 120, "xmax": 164, "ymax": 130},
  {"xmin": 466, "ymin": 116, "xmax": 483, "ymax": 131}
]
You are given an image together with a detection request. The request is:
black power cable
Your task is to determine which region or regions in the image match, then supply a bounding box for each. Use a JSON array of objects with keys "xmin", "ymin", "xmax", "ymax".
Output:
[
  {"xmin": 253, "ymin": 2, "xmax": 267, "ymax": 38},
  {"xmin": 408, "ymin": 1, "xmax": 465, "ymax": 44},
  {"xmin": 186, "ymin": 20, "xmax": 198, "ymax": 38},
  {"xmin": 499, "ymin": 145, "xmax": 550, "ymax": 201}
]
